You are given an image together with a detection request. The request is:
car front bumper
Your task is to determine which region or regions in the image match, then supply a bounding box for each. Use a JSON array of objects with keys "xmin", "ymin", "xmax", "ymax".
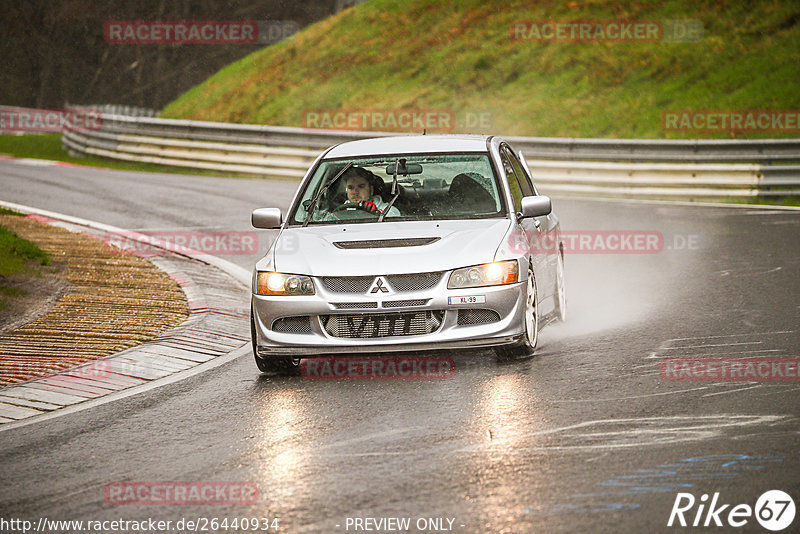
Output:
[{"xmin": 252, "ymin": 279, "xmax": 527, "ymax": 358}]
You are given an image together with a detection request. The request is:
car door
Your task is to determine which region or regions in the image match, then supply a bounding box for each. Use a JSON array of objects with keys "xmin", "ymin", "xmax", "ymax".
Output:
[
  {"xmin": 513, "ymin": 147, "xmax": 561, "ymax": 268},
  {"xmin": 499, "ymin": 145, "xmax": 549, "ymax": 298},
  {"xmin": 503, "ymin": 145, "xmax": 558, "ymax": 305}
]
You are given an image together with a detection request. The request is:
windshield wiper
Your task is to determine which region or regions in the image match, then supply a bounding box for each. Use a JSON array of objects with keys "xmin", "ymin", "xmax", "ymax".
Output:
[
  {"xmin": 302, "ymin": 162, "xmax": 353, "ymax": 227},
  {"xmin": 378, "ymin": 158, "xmax": 401, "ymax": 222}
]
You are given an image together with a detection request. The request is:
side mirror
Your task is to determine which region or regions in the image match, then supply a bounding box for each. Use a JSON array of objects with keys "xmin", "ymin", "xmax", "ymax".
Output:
[
  {"xmin": 519, "ymin": 195, "xmax": 551, "ymax": 218},
  {"xmin": 251, "ymin": 208, "xmax": 283, "ymax": 229}
]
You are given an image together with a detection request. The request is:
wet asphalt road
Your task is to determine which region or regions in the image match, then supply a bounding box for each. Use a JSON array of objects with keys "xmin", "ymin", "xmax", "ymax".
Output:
[{"xmin": 0, "ymin": 160, "xmax": 799, "ymax": 533}]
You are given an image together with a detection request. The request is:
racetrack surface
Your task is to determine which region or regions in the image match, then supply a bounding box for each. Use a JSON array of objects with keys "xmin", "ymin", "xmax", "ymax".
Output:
[{"xmin": 1, "ymin": 160, "xmax": 799, "ymax": 533}]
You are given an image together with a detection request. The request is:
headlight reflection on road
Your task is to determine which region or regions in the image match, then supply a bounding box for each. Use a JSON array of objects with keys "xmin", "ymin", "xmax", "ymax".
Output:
[
  {"xmin": 460, "ymin": 373, "xmax": 548, "ymax": 525},
  {"xmin": 478, "ymin": 373, "xmax": 540, "ymax": 450},
  {"xmin": 253, "ymin": 388, "xmax": 311, "ymax": 498}
]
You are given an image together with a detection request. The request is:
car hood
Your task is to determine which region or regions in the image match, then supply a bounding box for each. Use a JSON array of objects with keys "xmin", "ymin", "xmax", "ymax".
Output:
[{"xmin": 271, "ymin": 219, "xmax": 512, "ymax": 276}]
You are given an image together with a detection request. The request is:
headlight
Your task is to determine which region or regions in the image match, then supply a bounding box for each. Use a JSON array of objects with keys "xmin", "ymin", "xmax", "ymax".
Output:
[
  {"xmin": 256, "ymin": 272, "xmax": 315, "ymax": 296},
  {"xmin": 448, "ymin": 260, "xmax": 519, "ymax": 289}
]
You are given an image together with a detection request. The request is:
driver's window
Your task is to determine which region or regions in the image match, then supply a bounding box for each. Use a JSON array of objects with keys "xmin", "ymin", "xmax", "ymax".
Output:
[
  {"xmin": 505, "ymin": 148, "xmax": 534, "ymax": 197},
  {"xmin": 293, "ymin": 165, "xmax": 347, "ymax": 223},
  {"xmin": 500, "ymin": 151, "xmax": 523, "ymax": 212}
]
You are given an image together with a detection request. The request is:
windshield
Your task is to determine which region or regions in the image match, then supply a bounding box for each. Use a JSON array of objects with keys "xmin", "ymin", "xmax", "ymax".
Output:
[{"xmin": 289, "ymin": 152, "xmax": 505, "ymax": 225}]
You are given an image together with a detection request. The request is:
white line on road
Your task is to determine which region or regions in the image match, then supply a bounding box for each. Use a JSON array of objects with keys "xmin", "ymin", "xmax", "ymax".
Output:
[{"xmin": 701, "ymin": 384, "xmax": 763, "ymax": 397}]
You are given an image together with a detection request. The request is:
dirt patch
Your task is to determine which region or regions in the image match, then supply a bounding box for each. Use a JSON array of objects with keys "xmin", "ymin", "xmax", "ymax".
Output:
[
  {"xmin": 0, "ymin": 214, "xmax": 190, "ymax": 386},
  {"xmin": 0, "ymin": 270, "xmax": 73, "ymax": 334}
]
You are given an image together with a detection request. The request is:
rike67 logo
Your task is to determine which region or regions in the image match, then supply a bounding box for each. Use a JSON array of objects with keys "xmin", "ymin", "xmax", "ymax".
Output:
[{"xmin": 668, "ymin": 490, "xmax": 795, "ymax": 531}]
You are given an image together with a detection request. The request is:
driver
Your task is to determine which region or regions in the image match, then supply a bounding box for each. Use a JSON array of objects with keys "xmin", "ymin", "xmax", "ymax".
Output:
[{"xmin": 341, "ymin": 167, "xmax": 400, "ymax": 217}]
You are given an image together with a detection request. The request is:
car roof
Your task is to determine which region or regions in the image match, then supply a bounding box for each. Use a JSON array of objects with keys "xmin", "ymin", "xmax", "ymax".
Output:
[{"xmin": 323, "ymin": 134, "xmax": 493, "ymax": 159}]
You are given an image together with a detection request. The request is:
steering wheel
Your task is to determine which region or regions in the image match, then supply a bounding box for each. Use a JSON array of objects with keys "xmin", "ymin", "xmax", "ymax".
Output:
[{"xmin": 328, "ymin": 201, "xmax": 381, "ymax": 219}]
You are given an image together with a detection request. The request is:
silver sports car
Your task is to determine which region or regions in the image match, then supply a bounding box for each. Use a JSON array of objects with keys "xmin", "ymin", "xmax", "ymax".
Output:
[{"xmin": 250, "ymin": 135, "xmax": 565, "ymax": 373}]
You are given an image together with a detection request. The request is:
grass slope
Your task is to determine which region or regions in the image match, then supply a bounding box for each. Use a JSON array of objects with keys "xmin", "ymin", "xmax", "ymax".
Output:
[
  {"xmin": 0, "ymin": 214, "xmax": 52, "ymax": 310},
  {"xmin": 0, "ymin": 220, "xmax": 50, "ymax": 278},
  {"xmin": 161, "ymin": 0, "xmax": 800, "ymax": 139}
]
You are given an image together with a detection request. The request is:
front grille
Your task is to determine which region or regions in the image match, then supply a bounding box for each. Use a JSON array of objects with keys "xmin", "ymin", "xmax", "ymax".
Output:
[
  {"xmin": 333, "ymin": 302, "xmax": 379, "ymax": 309},
  {"xmin": 321, "ymin": 276, "xmax": 374, "ymax": 293},
  {"xmin": 457, "ymin": 309, "xmax": 501, "ymax": 325},
  {"xmin": 323, "ymin": 311, "xmax": 443, "ymax": 338},
  {"xmin": 321, "ymin": 272, "xmax": 443, "ymax": 294},
  {"xmin": 333, "ymin": 237, "xmax": 440, "ymax": 249},
  {"xmin": 272, "ymin": 316, "xmax": 313, "ymax": 333},
  {"xmin": 386, "ymin": 272, "xmax": 443, "ymax": 292},
  {"xmin": 382, "ymin": 299, "xmax": 430, "ymax": 308}
]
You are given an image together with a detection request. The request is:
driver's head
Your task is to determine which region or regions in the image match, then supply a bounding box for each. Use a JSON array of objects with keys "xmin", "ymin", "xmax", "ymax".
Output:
[{"xmin": 344, "ymin": 168, "xmax": 374, "ymax": 203}]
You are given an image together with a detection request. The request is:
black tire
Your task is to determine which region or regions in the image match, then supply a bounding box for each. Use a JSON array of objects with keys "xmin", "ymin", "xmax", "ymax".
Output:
[
  {"xmin": 495, "ymin": 269, "xmax": 538, "ymax": 361},
  {"xmin": 251, "ymin": 306, "xmax": 300, "ymax": 375}
]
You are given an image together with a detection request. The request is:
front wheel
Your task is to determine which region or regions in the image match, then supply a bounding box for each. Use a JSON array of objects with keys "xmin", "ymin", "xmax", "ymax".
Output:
[
  {"xmin": 554, "ymin": 249, "xmax": 566, "ymax": 323},
  {"xmin": 495, "ymin": 269, "xmax": 538, "ymax": 361},
  {"xmin": 251, "ymin": 306, "xmax": 300, "ymax": 375}
]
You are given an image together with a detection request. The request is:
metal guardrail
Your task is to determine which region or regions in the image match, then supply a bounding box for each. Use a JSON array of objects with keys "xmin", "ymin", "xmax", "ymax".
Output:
[
  {"xmin": 61, "ymin": 112, "xmax": 800, "ymax": 200},
  {"xmin": 93, "ymin": 114, "xmax": 391, "ymax": 147},
  {"xmin": 67, "ymin": 103, "xmax": 159, "ymax": 118},
  {"xmin": 62, "ymin": 126, "xmax": 319, "ymax": 178},
  {"xmin": 506, "ymin": 136, "xmax": 800, "ymax": 164}
]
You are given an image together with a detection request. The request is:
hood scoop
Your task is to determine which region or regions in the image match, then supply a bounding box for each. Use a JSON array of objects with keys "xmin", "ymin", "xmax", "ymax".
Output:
[{"xmin": 333, "ymin": 237, "xmax": 441, "ymax": 249}]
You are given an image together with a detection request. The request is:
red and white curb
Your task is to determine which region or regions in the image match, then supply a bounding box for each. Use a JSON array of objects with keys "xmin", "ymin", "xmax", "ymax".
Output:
[
  {"xmin": 0, "ymin": 154, "xmax": 92, "ymax": 168},
  {"xmin": 0, "ymin": 200, "xmax": 253, "ymax": 431}
]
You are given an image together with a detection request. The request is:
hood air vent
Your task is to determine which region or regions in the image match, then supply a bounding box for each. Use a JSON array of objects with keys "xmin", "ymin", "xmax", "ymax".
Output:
[{"xmin": 333, "ymin": 237, "xmax": 441, "ymax": 249}]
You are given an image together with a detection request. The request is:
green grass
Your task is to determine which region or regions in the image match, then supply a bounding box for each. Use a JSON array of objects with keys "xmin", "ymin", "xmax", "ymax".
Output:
[
  {"xmin": 0, "ymin": 225, "xmax": 50, "ymax": 278},
  {"xmin": 0, "ymin": 223, "xmax": 54, "ymax": 312},
  {"xmin": 0, "ymin": 134, "xmax": 258, "ymax": 178},
  {"xmin": 0, "ymin": 134, "xmax": 77, "ymax": 162},
  {"xmin": 729, "ymin": 195, "xmax": 800, "ymax": 207},
  {"xmin": 0, "ymin": 286, "xmax": 25, "ymax": 312},
  {"xmin": 162, "ymin": 0, "xmax": 800, "ymax": 140}
]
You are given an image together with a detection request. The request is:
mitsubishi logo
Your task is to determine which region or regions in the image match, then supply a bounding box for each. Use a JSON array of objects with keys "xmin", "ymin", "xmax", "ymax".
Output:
[{"xmin": 369, "ymin": 277, "xmax": 390, "ymax": 294}]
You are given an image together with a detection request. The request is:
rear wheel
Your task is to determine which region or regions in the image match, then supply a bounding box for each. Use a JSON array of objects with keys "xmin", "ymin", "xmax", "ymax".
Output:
[
  {"xmin": 495, "ymin": 269, "xmax": 538, "ymax": 361},
  {"xmin": 251, "ymin": 306, "xmax": 300, "ymax": 375}
]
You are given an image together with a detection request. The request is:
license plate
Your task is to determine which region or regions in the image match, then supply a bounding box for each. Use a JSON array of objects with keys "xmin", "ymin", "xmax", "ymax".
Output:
[{"xmin": 448, "ymin": 295, "xmax": 486, "ymax": 305}]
